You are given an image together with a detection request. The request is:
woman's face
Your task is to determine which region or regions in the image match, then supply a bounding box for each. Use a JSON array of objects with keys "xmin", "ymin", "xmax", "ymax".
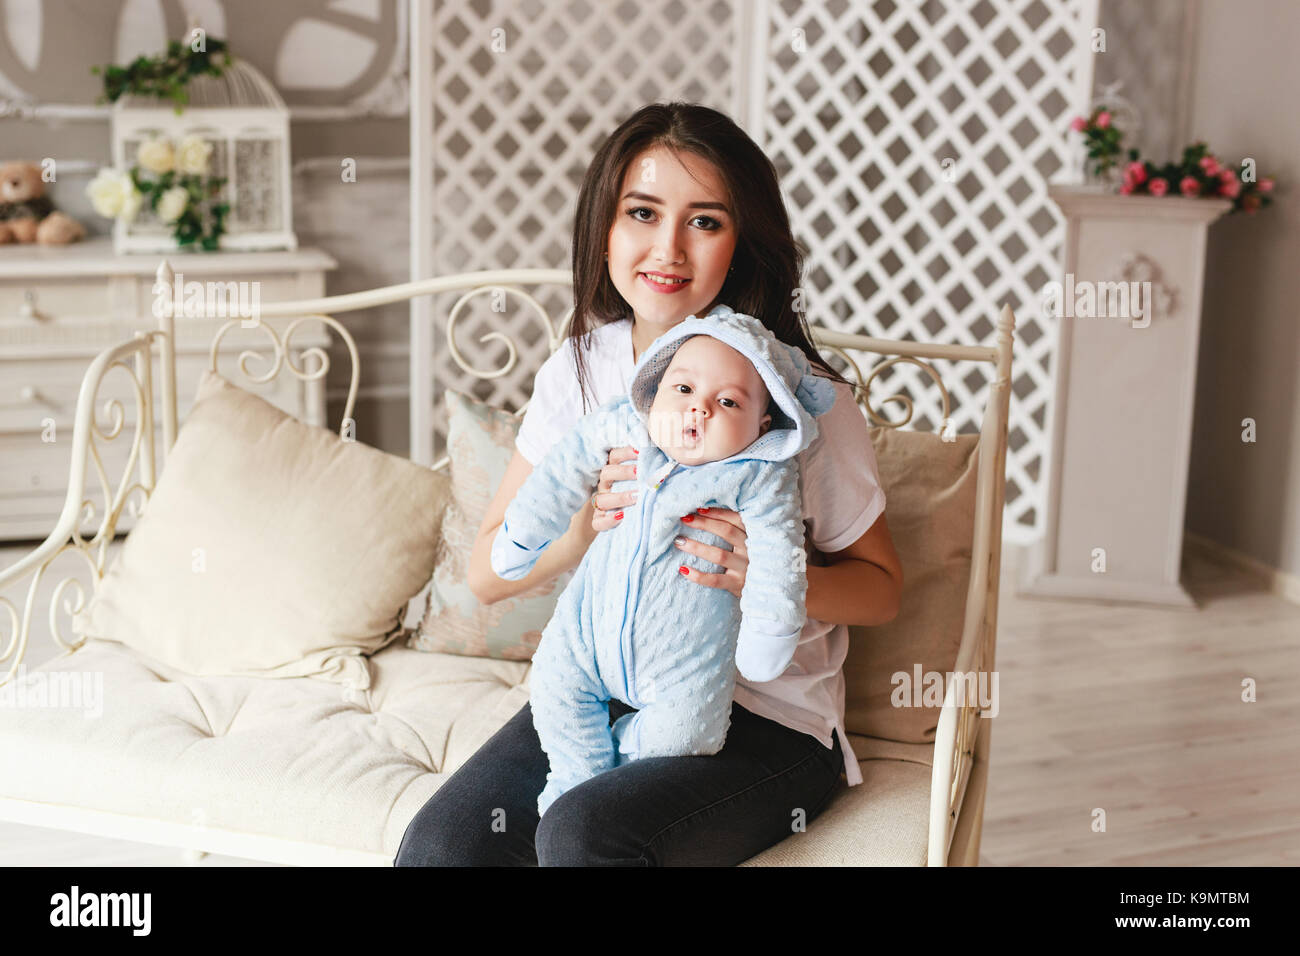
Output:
[{"xmin": 606, "ymin": 145, "xmax": 738, "ymax": 330}]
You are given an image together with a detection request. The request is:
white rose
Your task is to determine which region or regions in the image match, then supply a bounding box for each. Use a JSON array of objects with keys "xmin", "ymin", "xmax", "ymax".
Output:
[
  {"xmin": 156, "ymin": 186, "xmax": 189, "ymax": 223},
  {"xmin": 175, "ymin": 135, "xmax": 214, "ymax": 176},
  {"xmin": 136, "ymin": 137, "xmax": 175, "ymax": 175},
  {"xmin": 86, "ymin": 167, "xmax": 128, "ymax": 218},
  {"xmin": 119, "ymin": 185, "xmax": 144, "ymax": 224}
]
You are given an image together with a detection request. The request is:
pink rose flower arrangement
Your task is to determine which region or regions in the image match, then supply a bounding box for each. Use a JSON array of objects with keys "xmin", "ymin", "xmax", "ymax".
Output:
[
  {"xmin": 1068, "ymin": 106, "xmax": 1125, "ymax": 180},
  {"xmin": 1071, "ymin": 111, "xmax": 1279, "ymax": 215},
  {"xmin": 1104, "ymin": 138, "xmax": 1279, "ymax": 215}
]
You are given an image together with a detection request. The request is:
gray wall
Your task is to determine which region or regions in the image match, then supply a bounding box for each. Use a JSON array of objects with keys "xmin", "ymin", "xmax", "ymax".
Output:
[{"xmin": 1184, "ymin": 0, "xmax": 1300, "ymax": 578}]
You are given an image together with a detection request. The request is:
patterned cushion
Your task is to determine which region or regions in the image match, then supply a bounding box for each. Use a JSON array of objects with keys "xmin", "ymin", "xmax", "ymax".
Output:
[{"xmin": 407, "ymin": 389, "xmax": 570, "ymax": 660}]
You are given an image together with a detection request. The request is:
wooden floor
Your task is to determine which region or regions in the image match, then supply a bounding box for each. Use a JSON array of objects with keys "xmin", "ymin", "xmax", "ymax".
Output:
[
  {"xmin": 987, "ymin": 541, "xmax": 1300, "ymax": 865},
  {"xmin": 1, "ymin": 537, "xmax": 1296, "ymax": 866}
]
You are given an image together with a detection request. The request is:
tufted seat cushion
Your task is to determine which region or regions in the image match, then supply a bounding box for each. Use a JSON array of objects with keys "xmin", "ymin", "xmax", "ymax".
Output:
[
  {"xmin": 0, "ymin": 639, "xmax": 934, "ymax": 864},
  {"xmin": 0, "ymin": 639, "xmax": 529, "ymax": 861}
]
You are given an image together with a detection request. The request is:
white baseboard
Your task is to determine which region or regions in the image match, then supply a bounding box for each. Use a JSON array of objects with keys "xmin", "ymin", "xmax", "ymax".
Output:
[
  {"xmin": 1184, "ymin": 531, "xmax": 1300, "ymax": 606},
  {"xmin": 1013, "ymin": 535, "xmax": 1197, "ymax": 608}
]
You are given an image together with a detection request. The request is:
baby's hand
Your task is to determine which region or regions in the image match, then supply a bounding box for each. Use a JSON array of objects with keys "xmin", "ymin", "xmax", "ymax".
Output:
[
  {"xmin": 490, "ymin": 521, "xmax": 546, "ymax": 580},
  {"xmin": 591, "ymin": 446, "xmax": 639, "ymax": 533}
]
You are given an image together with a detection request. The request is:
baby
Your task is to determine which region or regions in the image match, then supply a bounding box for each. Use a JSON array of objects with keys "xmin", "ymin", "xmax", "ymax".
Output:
[{"xmin": 490, "ymin": 305, "xmax": 836, "ymax": 816}]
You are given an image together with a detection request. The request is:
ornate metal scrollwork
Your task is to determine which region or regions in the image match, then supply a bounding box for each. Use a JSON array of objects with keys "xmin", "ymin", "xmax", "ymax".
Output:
[
  {"xmin": 0, "ymin": 597, "xmax": 19, "ymax": 669},
  {"xmin": 444, "ymin": 284, "xmax": 571, "ymax": 381},
  {"xmin": 208, "ymin": 313, "xmax": 361, "ymax": 437},
  {"xmin": 429, "ymin": 286, "xmax": 571, "ymax": 472},
  {"xmin": 0, "ymin": 339, "xmax": 158, "ymax": 688},
  {"xmin": 1, "ymin": 540, "xmax": 99, "ymax": 685},
  {"xmin": 82, "ymin": 361, "xmax": 147, "ymax": 555},
  {"xmin": 819, "ymin": 345, "xmax": 952, "ymax": 429}
]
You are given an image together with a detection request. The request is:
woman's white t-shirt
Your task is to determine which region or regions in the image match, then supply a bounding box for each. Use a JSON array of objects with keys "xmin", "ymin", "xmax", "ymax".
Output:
[{"xmin": 514, "ymin": 317, "xmax": 886, "ymax": 786}]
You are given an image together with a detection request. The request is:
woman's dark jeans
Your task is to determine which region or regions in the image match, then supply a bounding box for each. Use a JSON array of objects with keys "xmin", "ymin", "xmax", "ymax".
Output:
[{"xmin": 394, "ymin": 698, "xmax": 843, "ymax": 866}]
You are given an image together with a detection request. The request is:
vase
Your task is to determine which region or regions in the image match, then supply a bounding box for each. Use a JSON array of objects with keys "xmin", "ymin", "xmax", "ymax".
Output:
[{"xmin": 1080, "ymin": 162, "xmax": 1122, "ymax": 193}]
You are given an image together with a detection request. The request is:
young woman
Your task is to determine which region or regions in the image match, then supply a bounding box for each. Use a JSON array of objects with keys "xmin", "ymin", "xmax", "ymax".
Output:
[{"xmin": 394, "ymin": 102, "xmax": 903, "ymax": 867}]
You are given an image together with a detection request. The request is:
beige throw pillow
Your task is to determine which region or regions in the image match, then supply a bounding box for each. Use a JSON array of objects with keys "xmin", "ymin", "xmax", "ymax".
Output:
[
  {"xmin": 842, "ymin": 427, "xmax": 981, "ymax": 743},
  {"xmin": 73, "ymin": 370, "xmax": 450, "ymax": 689}
]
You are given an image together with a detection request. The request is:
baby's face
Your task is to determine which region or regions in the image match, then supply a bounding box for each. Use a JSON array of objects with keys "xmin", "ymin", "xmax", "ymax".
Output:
[{"xmin": 648, "ymin": 335, "xmax": 772, "ymax": 465}]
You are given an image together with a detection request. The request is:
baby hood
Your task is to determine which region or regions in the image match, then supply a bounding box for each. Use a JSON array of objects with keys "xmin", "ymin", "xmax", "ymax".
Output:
[{"xmin": 628, "ymin": 304, "xmax": 838, "ymax": 462}]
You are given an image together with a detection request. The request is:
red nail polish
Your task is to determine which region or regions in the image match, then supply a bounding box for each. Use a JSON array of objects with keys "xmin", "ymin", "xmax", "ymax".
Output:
[
  {"xmin": 698, "ymin": 507, "xmax": 710, "ymax": 513},
  {"xmin": 632, "ymin": 465, "xmax": 637, "ymax": 475},
  {"xmin": 679, "ymin": 565, "xmax": 689, "ymax": 575},
  {"xmin": 681, "ymin": 514, "xmax": 694, "ymax": 523},
  {"xmin": 632, "ymin": 447, "xmax": 639, "ymax": 454},
  {"xmin": 614, "ymin": 511, "xmax": 624, "ymax": 520}
]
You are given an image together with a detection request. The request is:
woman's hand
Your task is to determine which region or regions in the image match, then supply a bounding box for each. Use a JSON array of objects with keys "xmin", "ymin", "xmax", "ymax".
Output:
[
  {"xmin": 675, "ymin": 508, "xmax": 749, "ymax": 599},
  {"xmin": 591, "ymin": 446, "xmax": 639, "ymax": 533}
]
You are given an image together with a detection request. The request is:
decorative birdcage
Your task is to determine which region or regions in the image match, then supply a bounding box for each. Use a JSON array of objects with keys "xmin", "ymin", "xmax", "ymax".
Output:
[
  {"xmin": 1076, "ymin": 80, "xmax": 1143, "ymax": 189},
  {"xmin": 110, "ymin": 57, "xmax": 295, "ymax": 253},
  {"xmin": 1089, "ymin": 80, "xmax": 1142, "ymax": 147}
]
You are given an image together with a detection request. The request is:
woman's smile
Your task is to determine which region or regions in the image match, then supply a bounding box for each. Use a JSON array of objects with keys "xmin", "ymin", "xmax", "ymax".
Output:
[{"xmin": 639, "ymin": 271, "xmax": 692, "ymax": 293}]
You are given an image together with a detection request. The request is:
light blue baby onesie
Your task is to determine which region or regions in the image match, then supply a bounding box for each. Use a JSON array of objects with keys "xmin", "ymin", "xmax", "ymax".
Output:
[{"xmin": 491, "ymin": 306, "xmax": 837, "ymax": 817}]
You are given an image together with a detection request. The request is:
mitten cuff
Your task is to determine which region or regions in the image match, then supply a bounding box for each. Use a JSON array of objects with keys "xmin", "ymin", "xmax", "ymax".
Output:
[
  {"xmin": 489, "ymin": 519, "xmax": 548, "ymax": 580},
  {"xmin": 735, "ymin": 617, "xmax": 801, "ymax": 683}
]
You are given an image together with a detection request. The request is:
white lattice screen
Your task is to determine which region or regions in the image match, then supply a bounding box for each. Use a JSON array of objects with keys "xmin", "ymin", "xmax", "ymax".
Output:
[
  {"xmin": 412, "ymin": 0, "xmax": 1100, "ymax": 538},
  {"xmin": 416, "ymin": 0, "xmax": 740, "ymax": 455},
  {"xmin": 755, "ymin": 0, "xmax": 1098, "ymax": 533}
]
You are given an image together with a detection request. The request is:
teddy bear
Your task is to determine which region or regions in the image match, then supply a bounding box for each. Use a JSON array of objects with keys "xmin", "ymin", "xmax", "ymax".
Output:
[{"xmin": 0, "ymin": 161, "xmax": 87, "ymax": 245}]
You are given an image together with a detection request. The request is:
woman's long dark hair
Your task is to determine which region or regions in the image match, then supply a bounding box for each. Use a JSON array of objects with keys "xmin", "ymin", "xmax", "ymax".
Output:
[{"xmin": 569, "ymin": 101, "xmax": 847, "ymax": 412}]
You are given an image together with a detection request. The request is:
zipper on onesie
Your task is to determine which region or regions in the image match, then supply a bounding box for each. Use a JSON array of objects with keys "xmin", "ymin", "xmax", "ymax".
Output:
[{"xmin": 618, "ymin": 459, "xmax": 680, "ymax": 706}]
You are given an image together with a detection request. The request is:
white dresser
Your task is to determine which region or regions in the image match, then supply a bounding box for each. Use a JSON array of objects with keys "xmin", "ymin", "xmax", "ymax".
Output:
[{"xmin": 0, "ymin": 238, "xmax": 338, "ymax": 541}]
